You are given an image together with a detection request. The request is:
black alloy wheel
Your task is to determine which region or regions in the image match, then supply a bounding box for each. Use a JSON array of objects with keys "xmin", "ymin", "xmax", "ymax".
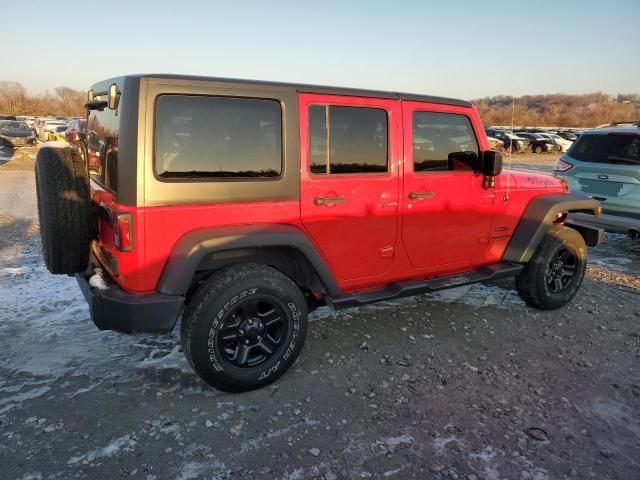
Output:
[
  {"xmin": 544, "ymin": 247, "xmax": 578, "ymax": 293},
  {"xmin": 218, "ymin": 296, "xmax": 288, "ymax": 368}
]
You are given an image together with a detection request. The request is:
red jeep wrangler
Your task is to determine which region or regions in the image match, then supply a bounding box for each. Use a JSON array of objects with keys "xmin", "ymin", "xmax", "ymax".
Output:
[{"xmin": 35, "ymin": 75, "xmax": 602, "ymax": 392}]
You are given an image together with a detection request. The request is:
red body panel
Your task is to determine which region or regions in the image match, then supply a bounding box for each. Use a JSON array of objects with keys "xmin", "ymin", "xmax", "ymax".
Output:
[{"xmin": 90, "ymin": 94, "xmax": 567, "ymax": 296}]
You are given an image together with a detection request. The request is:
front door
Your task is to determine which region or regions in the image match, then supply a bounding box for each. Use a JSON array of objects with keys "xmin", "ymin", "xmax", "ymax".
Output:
[
  {"xmin": 401, "ymin": 102, "xmax": 495, "ymax": 272},
  {"xmin": 299, "ymin": 93, "xmax": 401, "ymax": 282}
]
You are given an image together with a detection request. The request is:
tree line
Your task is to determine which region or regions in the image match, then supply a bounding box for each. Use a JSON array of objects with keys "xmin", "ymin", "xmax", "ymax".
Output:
[
  {"xmin": 2, "ymin": 80, "xmax": 639, "ymax": 127},
  {"xmin": 0, "ymin": 81, "xmax": 86, "ymax": 117},
  {"xmin": 475, "ymin": 92, "xmax": 640, "ymax": 128}
]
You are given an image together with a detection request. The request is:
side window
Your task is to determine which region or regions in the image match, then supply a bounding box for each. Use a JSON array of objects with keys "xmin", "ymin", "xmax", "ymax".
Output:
[
  {"xmin": 309, "ymin": 105, "xmax": 388, "ymax": 174},
  {"xmin": 155, "ymin": 95, "xmax": 282, "ymax": 179},
  {"xmin": 412, "ymin": 111, "xmax": 479, "ymax": 173}
]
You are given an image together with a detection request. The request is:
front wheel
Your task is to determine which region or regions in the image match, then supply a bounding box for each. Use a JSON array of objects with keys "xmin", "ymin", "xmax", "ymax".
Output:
[
  {"xmin": 181, "ymin": 264, "xmax": 309, "ymax": 392},
  {"xmin": 515, "ymin": 226, "xmax": 587, "ymax": 310}
]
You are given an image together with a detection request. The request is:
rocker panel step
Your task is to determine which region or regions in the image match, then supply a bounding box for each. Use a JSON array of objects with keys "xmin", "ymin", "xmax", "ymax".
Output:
[{"xmin": 327, "ymin": 262, "xmax": 523, "ymax": 310}]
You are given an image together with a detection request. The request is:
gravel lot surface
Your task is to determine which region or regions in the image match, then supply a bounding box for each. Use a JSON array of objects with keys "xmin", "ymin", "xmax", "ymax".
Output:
[{"xmin": 1, "ymin": 145, "xmax": 639, "ymax": 480}]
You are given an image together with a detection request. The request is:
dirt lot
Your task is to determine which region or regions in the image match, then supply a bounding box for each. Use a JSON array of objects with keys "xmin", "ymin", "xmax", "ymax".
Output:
[{"xmin": 1, "ymin": 145, "xmax": 639, "ymax": 480}]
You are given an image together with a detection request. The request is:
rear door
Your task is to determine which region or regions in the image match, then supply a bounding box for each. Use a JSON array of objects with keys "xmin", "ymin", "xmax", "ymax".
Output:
[
  {"xmin": 401, "ymin": 102, "xmax": 495, "ymax": 271},
  {"xmin": 299, "ymin": 93, "xmax": 401, "ymax": 281}
]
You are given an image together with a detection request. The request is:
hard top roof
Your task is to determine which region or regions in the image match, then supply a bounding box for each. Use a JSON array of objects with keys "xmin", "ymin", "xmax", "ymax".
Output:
[{"xmin": 99, "ymin": 73, "xmax": 472, "ymax": 108}]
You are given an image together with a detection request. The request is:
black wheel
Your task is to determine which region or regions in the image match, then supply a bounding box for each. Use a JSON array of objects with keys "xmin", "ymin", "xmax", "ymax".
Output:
[
  {"xmin": 515, "ymin": 226, "xmax": 587, "ymax": 310},
  {"xmin": 181, "ymin": 264, "xmax": 308, "ymax": 392},
  {"xmin": 533, "ymin": 145, "xmax": 543, "ymax": 154},
  {"xmin": 35, "ymin": 145, "xmax": 92, "ymax": 274}
]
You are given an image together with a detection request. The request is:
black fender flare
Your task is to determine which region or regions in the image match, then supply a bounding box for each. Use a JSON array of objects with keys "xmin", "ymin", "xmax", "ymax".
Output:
[
  {"xmin": 503, "ymin": 193, "xmax": 602, "ymax": 263},
  {"xmin": 156, "ymin": 224, "xmax": 340, "ymax": 296}
]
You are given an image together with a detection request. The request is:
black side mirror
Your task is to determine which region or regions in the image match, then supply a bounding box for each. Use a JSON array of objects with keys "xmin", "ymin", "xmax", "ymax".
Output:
[{"xmin": 481, "ymin": 150, "xmax": 503, "ymax": 188}]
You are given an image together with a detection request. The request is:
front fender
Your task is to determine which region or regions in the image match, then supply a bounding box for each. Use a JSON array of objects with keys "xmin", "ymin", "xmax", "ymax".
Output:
[{"xmin": 503, "ymin": 193, "xmax": 602, "ymax": 263}]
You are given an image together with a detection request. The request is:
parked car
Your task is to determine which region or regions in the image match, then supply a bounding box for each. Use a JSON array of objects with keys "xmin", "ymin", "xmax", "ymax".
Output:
[
  {"xmin": 0, "ymin": 120, "xmax": 37, "ymax": 146},
  {"xmin": 64, "ymin": 119, "xmax": 86, "ymax": 147},
  {"xmin": 515, "ymin": 132, "xmax": 557, "ymax": 153},
  {"xmin": 39, "ymin": 120, "xmax": 68, "ymax": 141},
  {"xmin": 487, "ymin": 136, "xmax": 504, "ymax": 150},
  {"xmin": 47, "ymin": 125, "xmax": 69, "ymax": 142},
  {"xmin": 34, "ymin": 74, "xmax": 601, "ymax": 392},
  {"xmin": 485, "ymin": 128, "xmax": 528, "ymax": 152},
  {"xmin": 554, "ymin": 127, "xmax": 640, "ymax": 235},
  {"xmin": 538, "ymin": 133, "xmax": 573, "ymax": 152},
  {"xmin": 555, "ymin": 131, "xmax": 578, "ymax": 142},
  {"xmin": 0, "ymin": 115, "xmax": 18, "ymax": 121}
]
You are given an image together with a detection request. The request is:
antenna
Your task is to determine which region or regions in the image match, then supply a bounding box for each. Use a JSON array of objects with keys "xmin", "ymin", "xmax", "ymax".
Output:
[{"xmin": 504, "ymin": 96, "xmax": 515, "ymax": 202}]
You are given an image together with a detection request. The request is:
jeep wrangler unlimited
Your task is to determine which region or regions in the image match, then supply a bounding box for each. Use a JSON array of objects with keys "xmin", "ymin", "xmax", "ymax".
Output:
[{"xmin": 35, "ymin": 75, "xmax": 602, "ymax": 392}]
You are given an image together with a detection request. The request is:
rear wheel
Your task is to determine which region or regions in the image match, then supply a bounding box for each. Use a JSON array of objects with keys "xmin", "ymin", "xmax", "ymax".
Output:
[
  {"xmin": 533, "ymin": 145, "xmax": 543, "ymax": 154},
  {"xmin": 516, "ymin": 226, "xmax": 587, "ymax": 310},
  {"xmin": 181, "ymin": 264, "xmax": 308, "ymax": 392}
]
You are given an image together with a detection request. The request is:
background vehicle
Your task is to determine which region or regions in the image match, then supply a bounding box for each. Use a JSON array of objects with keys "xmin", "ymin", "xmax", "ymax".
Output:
[
  {"xmin": 515, "ymin": 132, "xmax": 557, "ymax": 153},
  {"xmin": 555, "ymin": 131, "xmax": 578, "ymax": 142},
  {"xmin": 554, "ymin": 127, "xmax": 640, "ymax": 236},
  {"xmin": 39, "ymin": 120, "xmax": 68, "ymax": 141},
  {"xmin": 0, "ymin": 120, "xmax": 37, "ymax": 146},
  {"xmin": 47, "ymin": 125, "xmax": 69, "ymax": 142},
  {"xmin": 487, "ymin": 136, "xmax": 504, "ymax": 150},
  {"xmin": 34, "ymin": 75, "xmax": 601, "ymax": 392},
  {"xmin": 64, "ymin": 119, "xmax": 86, "ymax": 147},
  {"xmin": 485, "ymin": 128, "xmax": 528, "ymax": 152}
]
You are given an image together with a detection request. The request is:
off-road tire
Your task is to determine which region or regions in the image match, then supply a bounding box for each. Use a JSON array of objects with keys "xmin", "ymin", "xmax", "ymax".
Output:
[
  {"xmin": 515, "ymin": 225, "xmax": 587, "ymax": 310},
  {"xmin": 533, "ymin": 145, "xmax": 543, "ymax": 154},
  {"xmin": 181, "ymin": 264, "xmax": 308, "ymax": 392},
  {"xmin": 35, "ymin": 145, "xmax": 92, "ymax": 274}
]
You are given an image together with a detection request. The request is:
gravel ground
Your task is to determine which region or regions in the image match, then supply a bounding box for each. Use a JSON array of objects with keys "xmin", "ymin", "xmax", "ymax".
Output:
[{"xmin": 1, "ymin": 145, "xmax": 639, "ymax": 480}]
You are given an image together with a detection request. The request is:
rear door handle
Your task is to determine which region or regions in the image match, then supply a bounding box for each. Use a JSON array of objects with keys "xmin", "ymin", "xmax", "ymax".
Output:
[
  {"xmin": 408, "ymin": 191, "xmax": 435, "ymax": 200},
  {"xmin": 314, "ymin": 196, "xmax": 346, "ymax": 206}
]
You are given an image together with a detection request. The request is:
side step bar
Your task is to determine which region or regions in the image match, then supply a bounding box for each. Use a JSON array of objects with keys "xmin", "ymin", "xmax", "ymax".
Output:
[{"xmin": 327, "ymin": 262, "xmax": 524, "ymax": 310}]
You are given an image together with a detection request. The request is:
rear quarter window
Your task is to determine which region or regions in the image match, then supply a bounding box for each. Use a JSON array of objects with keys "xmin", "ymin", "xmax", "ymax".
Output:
[{"xmin": 154, "ymin": 95, "xmax": 282, "ymax": 179}]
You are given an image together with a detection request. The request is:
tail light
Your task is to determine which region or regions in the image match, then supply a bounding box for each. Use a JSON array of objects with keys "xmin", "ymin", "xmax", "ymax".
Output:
[
  {"xmin": 553, "ymin": 158, "xmax": 573, "ymax": 172},
  {"xmin": 114, "ymin": 213, "xmax": 133, "ymax": 252}
]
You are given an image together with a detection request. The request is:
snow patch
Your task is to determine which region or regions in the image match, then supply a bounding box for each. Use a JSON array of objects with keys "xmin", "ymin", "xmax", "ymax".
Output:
[
  {"xmin": 0, "ymin": 385, "xmax": 51, "ymax": 414},
  {"xmin": 136, "ymin": 344, "xmax": 193, "ymax": 374},
  {"xmin": 67, "ymin": 433, "xmax": 137, "ymax": 465},
  {"xmin": 39, "ymin": 141, "xmax": 69, "ymax": 149},
  {"xmin": 426, "ymin": 283, "xmax": 525, "ymax": 308}
]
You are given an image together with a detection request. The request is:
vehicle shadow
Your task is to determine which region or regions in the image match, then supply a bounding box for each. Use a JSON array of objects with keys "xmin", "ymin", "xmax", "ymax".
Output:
[
  {"xmin": 0, "ymin": 143, "xmax": 17, "ymax": 165},
  {"xmin": 0, "ymin": 215, "xmax": 37, "ymax": 249}
]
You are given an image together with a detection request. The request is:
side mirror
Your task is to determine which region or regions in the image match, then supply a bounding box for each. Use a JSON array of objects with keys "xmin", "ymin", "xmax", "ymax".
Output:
[
  {"xmin": 108, "ymin": 83, "xmax": 120, "ymax": 110},
  {"xmin": 481, "ymin": 150, "xmax": 503, "ymax": 188}
]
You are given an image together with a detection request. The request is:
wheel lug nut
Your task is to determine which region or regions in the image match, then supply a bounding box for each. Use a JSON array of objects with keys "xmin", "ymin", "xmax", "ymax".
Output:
[
  {"xmin": 248, "ymin": 319, "xmax": 253, "ymax": 325},
  {"xmin": 239, "ymin": 329, "xmax": 244, "ymax": 335},
  {"xmin": 245, "ymin": 339, "xmax": 250, "ymax": 345},
  {"xmin": 257, "ymin": 335, "xmax": 262, "ymax": 340}
]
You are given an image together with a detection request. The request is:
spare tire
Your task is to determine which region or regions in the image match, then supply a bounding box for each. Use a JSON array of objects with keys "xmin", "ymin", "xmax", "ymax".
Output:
[{"xmin": 35, "ymin": 145, "xmax": 92, "ymax": 274}]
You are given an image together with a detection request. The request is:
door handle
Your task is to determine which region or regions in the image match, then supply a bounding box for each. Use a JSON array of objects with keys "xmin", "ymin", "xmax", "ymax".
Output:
[
  {"xmin": 408, "ymin": 191, "xmax": 435, "ymax": 200},
  {"xmin": 314, "ymin": 196, "xmax": 346, "ymax": 206}
]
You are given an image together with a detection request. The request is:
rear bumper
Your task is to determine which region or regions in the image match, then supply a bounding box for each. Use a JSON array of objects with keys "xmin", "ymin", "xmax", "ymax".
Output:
[{"xmin": 76, "ymin": 273, "xmax": 184, "ymax": 334}]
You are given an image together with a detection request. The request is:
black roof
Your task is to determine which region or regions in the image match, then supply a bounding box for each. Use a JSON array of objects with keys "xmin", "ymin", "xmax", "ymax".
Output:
[{"xmin": 124, "ymin": 73, "xmax": 472, "ymax": 108}]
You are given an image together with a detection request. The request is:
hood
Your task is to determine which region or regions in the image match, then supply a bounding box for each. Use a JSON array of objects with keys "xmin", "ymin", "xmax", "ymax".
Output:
[
  {"xmin": 0, "ymin": 130, "xmax": 34, "ymax": 138},
  {"xmin": 506, "ymin": 170, "xmax": 566, "ymax": 192}
]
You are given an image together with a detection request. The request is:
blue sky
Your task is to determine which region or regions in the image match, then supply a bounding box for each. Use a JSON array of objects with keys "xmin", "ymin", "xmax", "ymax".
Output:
[{"xmin": 3, "ymin": 0, "xmax": 639, "ymax": 99}]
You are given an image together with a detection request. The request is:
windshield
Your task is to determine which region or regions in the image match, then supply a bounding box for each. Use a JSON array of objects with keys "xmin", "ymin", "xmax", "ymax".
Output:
[
  {"xmin": 0, "ymin": 121, "xmax": 30, "ymax": 131},
  {"xmin": 56, "ymin": 126, "xmax": 67, "ymax": 133},
  {"xmin": 569, "ymin": 133, "xmax": 640, "ymax": 165}
]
